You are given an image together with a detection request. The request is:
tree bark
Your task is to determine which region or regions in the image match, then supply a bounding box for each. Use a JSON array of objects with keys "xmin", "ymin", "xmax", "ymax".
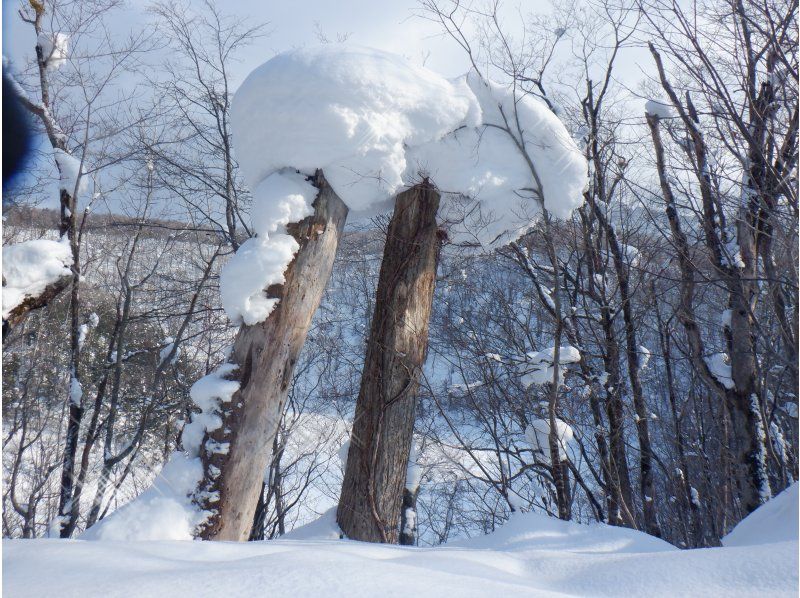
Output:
[
  {"xmin": 195, "ymin": 171, "xmax": 348, "ymax": 541},
  {"xmin": 337, "ymin": 182, "xmax": 441, "ymax": 543}
]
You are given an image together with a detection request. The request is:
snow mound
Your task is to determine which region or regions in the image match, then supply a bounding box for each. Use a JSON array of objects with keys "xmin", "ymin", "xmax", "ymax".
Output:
[
  {"xmin": 81, "ymin": 452, "xmax": 203, "ymax": 541},
  {"xmin": 723, "ymin": 483, "xmax": 798, "ymax": 547},
  {"xmin": 454, "ymin": 510, "xmax": 673, "ymax": 553},
  {"xmin": 2, "ymin": 238, "xmax": 72, "ymax": 319},
  {"xmin": 11, "ymin": 507, "xmax": 796, "ymax": 597},
  {"xmin": 282, "ymin": 507, "xmax": 342, "ymax": 541}
]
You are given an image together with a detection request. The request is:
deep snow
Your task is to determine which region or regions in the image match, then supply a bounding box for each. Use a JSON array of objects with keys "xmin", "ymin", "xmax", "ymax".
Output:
[{"xmin": 5, "ymin": 484, "xmax": 797, "ymax": 597}]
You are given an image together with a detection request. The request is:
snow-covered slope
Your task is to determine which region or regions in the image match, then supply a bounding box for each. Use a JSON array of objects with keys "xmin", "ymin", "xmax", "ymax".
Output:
[{"xmin": 5, "ymin": 495, "xmax": 797, "ymax": 597}]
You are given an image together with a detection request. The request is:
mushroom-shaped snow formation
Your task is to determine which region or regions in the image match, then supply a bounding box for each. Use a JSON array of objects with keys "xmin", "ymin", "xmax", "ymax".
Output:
[{"xmin": 224, "ymin": 45, "xmax": 587, "ymax": 325}]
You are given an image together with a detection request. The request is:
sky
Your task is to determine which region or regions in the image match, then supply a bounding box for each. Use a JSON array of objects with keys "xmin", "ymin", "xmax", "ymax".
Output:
[
  {"xmin": 3, "ymin": 0, "xmax": 474, "ymax": 90},
  {"xmin": 2, "ymin": 0, "xmax": 651, "ymax": 213}
]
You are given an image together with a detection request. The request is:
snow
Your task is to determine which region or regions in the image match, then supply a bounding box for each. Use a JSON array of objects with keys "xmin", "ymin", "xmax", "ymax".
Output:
[
  {"xmin": 37, "ymin": 32, "xmax": 69, "ymax": 70},
  {"xmin": 638, "ymin": 345, "xmax": 651, "ymax": 370},
  {"xmin": 521, "ymin": 345, "xmax": 581, "ymax": 387},
  {"xmin": 645, "ymin": 99, "xmax": 675, "ymax": 119},
  {"xmin": 10, "ymin": 497, "xmax": 797, "ymax": 597},
  {"xmin": 338, "ymin": 439, "xmax": 350, "ymax": 469},
  {"xmin": 158, "ymin": 337, "xmax": 179, "ymax": 367},
  {"xmin": 525, "ymin": 418, "xmax": 574, "ymax": 461},
  {"xmin": 68, "ymin": 372, "xmax": 82, "ymax": 406},
  {"xmin": 282, "ymin": 507, "xmax": 342, "ymax": 541},
  {"xmin": 231, "ymin": 45, "xmax": 479, "ymax": 213},
  {"xmin": 705, "ymin": 352, "xmax": 734, "ymax": 389},
  {"xmin": 219, "ymin": 171, "xmax": 316, "ymax": 324},
  {"xmin": 53, "ymin": 149, "xmax": 87, "ymax": 196},
  {"xmin": 80, "ymin": 452, "xmax": 204, "ymax": 542},
  {"xmin": 406, "ymin": 443, "xmax": 422, "ymax": 492},
  {"xmin": 220, "ymin": 233, "xmax": 301, "ymax": 325},
  {"xmin": 528, "ymin": 345, "xmax": 581, "ymax": 365},
  {"xmin": 249, "ymin": 171, "xmax": 316, "ymax": 237},
  {"xmin": 181, "ymin": 363, "xmax": 240, "ymax": 456},
  {"xmin": 407, "ymin": 71, "xmax": 587, "ymax": 246},
  {"xmin": 2, "ymin": 237, "xmax": 72, "ymax": 319},
  {"xmin": 723, "ymin": 483, "xmax": 797, "ymax": 547}
]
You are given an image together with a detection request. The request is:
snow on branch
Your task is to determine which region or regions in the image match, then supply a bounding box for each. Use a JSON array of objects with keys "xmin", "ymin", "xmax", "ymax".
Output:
[
  {"xmin": 53, "ymin": 149, "xmax": 87, "ymax": 197},
  {"xmin": 2, "ymin": 238, "xmax": 72, "ymax": 321},
  {"xmin": 37, "ymin": 33, "xmax": 69, "ymax": 70}
]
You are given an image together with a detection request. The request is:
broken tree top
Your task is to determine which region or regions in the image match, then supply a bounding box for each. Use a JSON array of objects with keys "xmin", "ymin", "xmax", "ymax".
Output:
[{"xmin": 230, "ymin": 44, "xmax": 588, "ymax": 245}]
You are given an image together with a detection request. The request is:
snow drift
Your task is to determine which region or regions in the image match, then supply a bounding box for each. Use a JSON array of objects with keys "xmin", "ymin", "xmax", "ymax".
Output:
[
  {"xmin": 9, "ymin": 489, "xmax": 798, "ymax": 597},
  {"xmin": 723, "ymin": 482, "xmax": 798, "ymax": 547}
]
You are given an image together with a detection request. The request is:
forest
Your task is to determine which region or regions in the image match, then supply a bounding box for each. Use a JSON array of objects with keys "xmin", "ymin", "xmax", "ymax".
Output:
[{"xmin": 2, "ymin": 0, "xmax": 797, "ymax": 595}]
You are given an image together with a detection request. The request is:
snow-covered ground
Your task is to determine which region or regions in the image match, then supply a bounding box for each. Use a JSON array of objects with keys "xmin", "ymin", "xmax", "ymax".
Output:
[{"xmin": 4, "ymin": 485, "xmax": 797, "ymax": 597}]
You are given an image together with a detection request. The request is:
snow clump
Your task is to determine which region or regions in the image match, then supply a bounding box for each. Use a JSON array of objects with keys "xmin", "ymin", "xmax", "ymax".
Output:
[
  {"xmin": 645, "ymin": 99, "xmax": 675, "ymax": 119},
  {"xmin": 2, "ymin": 237, "xmax": 72, "ymax": 319},
  {"xmin": 37, "ymin": 33, "xmax": 69, "ymax": 70}
]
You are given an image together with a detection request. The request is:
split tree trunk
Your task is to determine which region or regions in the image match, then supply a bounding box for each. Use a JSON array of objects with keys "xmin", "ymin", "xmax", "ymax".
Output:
[
  {"xmin": 337, "ymin": 181, "xmax": 441, "ymax": 543},
  {"xmin": 195, "ymin": 171, "xmax": 348, "ymax": 541}
]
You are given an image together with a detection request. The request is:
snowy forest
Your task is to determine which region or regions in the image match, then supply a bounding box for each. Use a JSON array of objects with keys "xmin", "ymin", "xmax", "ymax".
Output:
[{"xmin": 2, "ymin": 0, "xmax": 798, "ymax": 595}]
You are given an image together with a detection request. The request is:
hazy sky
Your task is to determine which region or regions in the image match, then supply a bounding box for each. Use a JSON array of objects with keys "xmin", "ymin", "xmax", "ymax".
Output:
[{"xmin": 4, "ymin": 0, "xmax": 473, "ymax": 87}]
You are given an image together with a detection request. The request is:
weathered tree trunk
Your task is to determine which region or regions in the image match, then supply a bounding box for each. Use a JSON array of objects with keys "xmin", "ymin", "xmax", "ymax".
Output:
[
  {"xmin": 195, "ymin": 171, "xmax": 348, "ymax": 541},
  {"xmin": 337, "ymin": 182, "xmax": 441, "ymax": 543}
]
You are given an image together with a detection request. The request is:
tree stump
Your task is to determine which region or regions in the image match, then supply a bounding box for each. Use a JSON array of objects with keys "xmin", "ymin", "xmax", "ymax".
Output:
[{"xmin": 337, "ymin": 181, "xmax": 441, "ymax": 543}]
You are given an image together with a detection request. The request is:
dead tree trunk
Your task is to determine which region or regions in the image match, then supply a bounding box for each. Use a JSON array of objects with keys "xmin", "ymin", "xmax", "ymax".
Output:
[
  {"xmin": 195, "ymin": 171, "xmax": 348, "ymax": 541},
  {"xmin": 337, "ymin": 182, "xmax": 441, "ymax": 543}
]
